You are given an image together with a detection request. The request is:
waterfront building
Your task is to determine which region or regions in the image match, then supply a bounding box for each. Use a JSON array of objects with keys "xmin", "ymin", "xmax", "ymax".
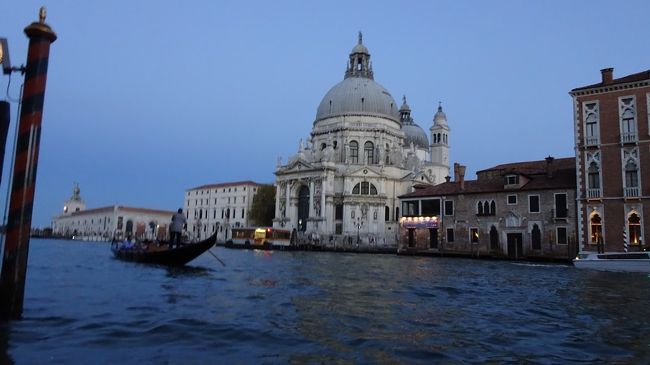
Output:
[
  {"xmin": 570, "ymin": 68, "xmax": 650, "ymax": 252},
  {"xmin": 273, "ymin": 34, "xmax": 450, "ymax": 245},
  {"xmin": 398, "ymin": 158, "xmax": 577, "ymax": 260},
  {"xmin": 184, "ymin": 180, "xmax": 267, "ymax": 242},
  {"xmin": 51, "ymin": 185, "xmax": 173, "ymax": 240}
]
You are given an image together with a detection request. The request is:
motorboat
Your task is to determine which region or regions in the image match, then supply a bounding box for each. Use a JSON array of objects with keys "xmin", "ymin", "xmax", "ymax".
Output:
[{"xmin": 573, "ymin": 251, "xmax": 650, "ymax": 273}]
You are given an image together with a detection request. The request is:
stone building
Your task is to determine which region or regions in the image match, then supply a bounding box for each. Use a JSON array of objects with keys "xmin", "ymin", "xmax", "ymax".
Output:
[
  {"xmin": 184, "ymin": 180, "xmax": 266, "ymax": 241},
  {"xmin": 51, "ymin": 185, "xmax": 173, "ymax": 241},
  {"xmin": 398, "ymin": 158, "xmax": 577, "ymax": 261},
  {"xmin": 570, "ymin": 68, "xmax": 650, "ymax": 252},
  {"xmin": 273, "ymin": 34, "xmax": 451, "ymax": 245}
]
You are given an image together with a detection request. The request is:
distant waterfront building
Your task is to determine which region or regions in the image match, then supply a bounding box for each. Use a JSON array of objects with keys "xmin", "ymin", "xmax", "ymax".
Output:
[
  {"xmin": 183, "ymin": 180, "xmax": 267, "ymax": 241},
  {"xmin": 398, "ymin": 158, "xmax": 577, "ymax": 260},
  {"xmin": 570, "ymin": 68, "xmax": 650, "ymax": 252},
  {"xmin": 273, "ymin": 34, "xmax": 451, "ymax": 245},
  {"xmin": 51, "ymin": 185, "xmax": 174, "ymax": 240}
]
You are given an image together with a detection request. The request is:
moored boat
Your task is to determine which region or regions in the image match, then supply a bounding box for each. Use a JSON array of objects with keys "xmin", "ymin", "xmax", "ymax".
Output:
[
  {"xmin": 111, "ymin": 233, "xmax": 217, "ymax": 266},
  {"xmin": 573, "ymin": 251, "xmax": 650, "ymax": 273}
]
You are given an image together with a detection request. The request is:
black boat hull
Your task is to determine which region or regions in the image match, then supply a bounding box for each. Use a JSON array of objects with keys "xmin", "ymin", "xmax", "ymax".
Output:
[{"xmin": 111, "ymin": 233, "xmax": 217, "ymax": 266}]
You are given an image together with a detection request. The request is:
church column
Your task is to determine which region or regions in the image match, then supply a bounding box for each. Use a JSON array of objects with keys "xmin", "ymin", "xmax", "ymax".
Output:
[
  {"xmin": 285, "ymin": 181, "xmax": 291, "ymax": 221},
  {"xmin": 275, "ymin": 183, "xmax": 281, "ymax": 218},
  {"xmin": 309, "ymin": 179, "xmax": 314, "ymax": 218},
  {"xmin": 321, "ymin": 179, "xmax": 326, "ymax": 218}
]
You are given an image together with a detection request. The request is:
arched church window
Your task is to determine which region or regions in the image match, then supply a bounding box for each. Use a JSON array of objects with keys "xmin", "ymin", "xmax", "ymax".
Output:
[
  {"xmin": 349, "ymin": 141, "xmax": 359, "ymax": 164},
  {"xmin": 370, "ymin": 184, "xmax": 377, "ymax": 195},
  {"xmin": 437, "ymin": 133, "xmax": 441, "ymax": 143},
  {"xmin": 364, "ymin": 141, "xmax": 374, "ymax": 164},
  {"xmin": 352, "ymin": 184, "xmax": 360, "ymax": 194},
  {"xmin": 385, "ymin": 206, "xmax": 390, "ymax": 221},
  {"xmin": 361, "ymin": 182, "xmax": 369, "ymax": 195}
]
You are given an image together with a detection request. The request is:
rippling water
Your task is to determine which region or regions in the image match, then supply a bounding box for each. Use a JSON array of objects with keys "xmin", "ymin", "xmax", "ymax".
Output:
[{"xmin": 2, "ymin": 238, "xmax": 650, "ymax": 364}]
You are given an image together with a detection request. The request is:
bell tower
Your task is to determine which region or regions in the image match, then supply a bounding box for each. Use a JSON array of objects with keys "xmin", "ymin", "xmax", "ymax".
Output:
[{"xmin": 430, "ymin": 102, "xmax": 451, "ymax": 168}]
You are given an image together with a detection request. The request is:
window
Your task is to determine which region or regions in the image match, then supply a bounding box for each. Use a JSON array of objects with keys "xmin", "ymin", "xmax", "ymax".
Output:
[
  {"xmin": 352, "ymin": 182, "xmax": 378, "ymax": 195},
  {"xmin": 554, "ymin": 193, "xmax": 567, "ymax": 218},
  {"xmin": 446, "ymin": 228, "xmax": 454, "ymax": 243},
  {"xmin": 402, "ymin": 201, "xmax": 419, "ymax": 216},
  {"xmin": 556, "ymin": 227, "xmax": 567, "ymax": 245},
  {"xmin": 505, "ymin": 175, "xmax": 519, "ymax": 185},
  {"xmin": 628, "ymin": 213, "xmax": 641, "ymax": 245},
  {"xmin": 421, "ymin": 199, "xmax": 440, "ymax": 216},
  {"xmin": 490, "ymin": 201, "xmax": 496, "ymax": 215},
  {"xmin": 477, "ymin": 201, "xmax": 484, "ymax": 215},
  {"xmin": 583, "ymin": 102, "xmax": 599, "ymax": 145},
  {"xmin": 349, "ymin": 141, "xmax": 359, "ymax": 163},
  {"xmin": 478, "ymin": 200, "xmax": 495, "ymax": 215},
  {"xmin": 385, "ymin": 206, "xmax": 390, "ymax": 221},
  {"xmin": 619, "ymin": 97, "xmax": 637, "ymax": 143},
  {"xmin": 590, "ymin": 213, "xmax": 602, "ymax": 244},
  {"xmin": 335, "ymin": 204, "xmax": 343, "ymax": 220},
  {"xmin": 587, "ymin": 162, "xmax": 600, "ymax": 189},
  {"xmin": 507, "ymin": 195, "xmax": 517, "ymax": 205},
  {"xmin": 364, "ymin": 141, "xmax": 374, "ymax": 164},
  {"xmin": 625, "ymin": 161, "xmax": 639, "ymax": 188},
  {"xmin": 470, "ymin": 228, "xmax": 479, "ymax": 243},
  {"xmin": 444, "ymin": 201, "xmax": 454, "ymax": 216},
  {"xmin": 528, "ymin": 195, "xmax": 540, "ymax": 213}
]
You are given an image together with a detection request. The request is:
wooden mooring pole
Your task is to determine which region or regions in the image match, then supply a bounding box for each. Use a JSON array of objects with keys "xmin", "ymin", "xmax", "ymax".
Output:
[{"xmin": 0, "ymin": 8, "xmax": 56, "ymax": 320}]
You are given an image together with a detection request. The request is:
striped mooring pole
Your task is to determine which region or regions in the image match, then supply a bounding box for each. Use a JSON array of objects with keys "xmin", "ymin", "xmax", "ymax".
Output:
[
  {"xmin": 623, "ymin": 230, "xmax": 628, "ymax": 253},
  {"xmin": 0, "ymin": 8, "xmax": 56, "ymax": 320}
]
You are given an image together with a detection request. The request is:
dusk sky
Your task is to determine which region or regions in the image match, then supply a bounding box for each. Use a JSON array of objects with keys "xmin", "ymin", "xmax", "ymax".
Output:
[{"xmin": 3, "ymin": 0, "xmax": 649, "ymax": 228}]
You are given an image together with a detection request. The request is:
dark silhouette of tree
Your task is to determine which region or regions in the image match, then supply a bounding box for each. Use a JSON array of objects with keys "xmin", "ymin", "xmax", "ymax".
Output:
[{"xmin": 249, "ymin": 184, "xmax": 275, "ymax": 226}]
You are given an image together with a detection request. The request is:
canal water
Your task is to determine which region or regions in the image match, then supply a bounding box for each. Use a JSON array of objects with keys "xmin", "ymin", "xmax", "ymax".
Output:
[{"xmin": 1, "ymin": 238, "xmax": 649, "ymax": 364}]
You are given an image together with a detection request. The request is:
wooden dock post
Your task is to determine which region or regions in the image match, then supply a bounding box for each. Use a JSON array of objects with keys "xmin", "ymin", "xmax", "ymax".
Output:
[{"xmin": 0, "ymin": 8, "xmax": 56, "ymax": 320}]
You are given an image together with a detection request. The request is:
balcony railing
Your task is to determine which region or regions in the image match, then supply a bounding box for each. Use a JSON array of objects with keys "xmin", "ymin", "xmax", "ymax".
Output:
[
  {"xmin": 587, "ymin": 188, "xmax": 601, "ymax": 199},
  {"xmin": 621, "ymin": 132, "xmax": 637, "ymax": 144},
  {"xmin": 585, "ymin": 136, "xmax": 599, "ymax": 146},
  {"xmin": 624, "ymin": 187, "xmax": 640, "ymax": 198}
]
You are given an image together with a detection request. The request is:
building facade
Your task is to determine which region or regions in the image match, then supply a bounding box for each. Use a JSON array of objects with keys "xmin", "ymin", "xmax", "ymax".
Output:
[
  {"xmin": 398, "ymin": 158, "xmax": 577, "ymax": 261},
  {"xmin": 570, "ymin": 68, "xmax": 650, "ymax": 253},
  {"xmin": 273, "ymin": 34, "xmax": 451, "ymax": 245},
  {"xmin": 184, "ymin": 180, "xmax": 266, "ymax": 241},
  {"xmin": 51, "ymin": 185, "xmax": 173, "ymax": 241}
]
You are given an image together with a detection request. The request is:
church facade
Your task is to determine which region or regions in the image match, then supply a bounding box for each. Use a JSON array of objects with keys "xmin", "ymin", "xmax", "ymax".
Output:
[{"xmin": 273, "ymin": 34, "xmax": 451, "ymax": 245}]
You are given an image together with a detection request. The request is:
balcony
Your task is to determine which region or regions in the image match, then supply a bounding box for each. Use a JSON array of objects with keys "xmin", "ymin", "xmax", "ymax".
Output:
[
  {"xmin": 587, "ymin": 188, "xmax": 601, "ymax": 199},
  {"xmin": 621, "ymin": 132, "xmax": 637, "ymax": 144},
  {"xmin": 585, "ymin": 136, "xmax": 599, "ymax": 146},
  {"xmin": 624, "ymin": 187, "xmax": 640, "ymax": 198}
]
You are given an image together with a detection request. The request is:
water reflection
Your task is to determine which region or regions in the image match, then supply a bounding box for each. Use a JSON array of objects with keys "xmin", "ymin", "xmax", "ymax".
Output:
[{"xmin": 0, "ymin": 323, "xmax": 15, "ymax": 365}]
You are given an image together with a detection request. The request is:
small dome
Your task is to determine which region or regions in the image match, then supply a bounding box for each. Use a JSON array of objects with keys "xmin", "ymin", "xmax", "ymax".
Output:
[
  {"xmin": 351, "ymin": 43, "xmax": 369, "ymax": 54},
  {"xmin": 316, "ymin": 77, "xmax": 399, "ymax": 122},
  {"xmin": 403, "ymin": 122, "xmax": 429, "ymax": 149},
  {"xmin": 399, "ymin": 96, "xmax": 411, "ymax": 112},
  {"xmin": 433, "ymin": 104, "xmax": 447, "ymax": 125}
]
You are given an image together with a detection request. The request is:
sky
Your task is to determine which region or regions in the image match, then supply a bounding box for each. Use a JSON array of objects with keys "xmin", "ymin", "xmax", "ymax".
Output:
[{"xmin": 2, "ymin": 0, "xmax": 649, "ymax": 228}]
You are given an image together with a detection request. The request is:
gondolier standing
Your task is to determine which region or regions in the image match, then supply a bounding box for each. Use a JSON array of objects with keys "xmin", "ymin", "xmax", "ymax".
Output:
[{"xmin": 170, "ymin": 208, "xmax": 187, "ymax": 248}]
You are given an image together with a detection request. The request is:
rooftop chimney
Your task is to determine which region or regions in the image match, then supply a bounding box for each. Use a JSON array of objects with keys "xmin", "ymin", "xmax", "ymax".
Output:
[
  {"xmin": 453, "ymin": 163, "xmax": 459, "ymax": 182},
  {"xmin": 600, "ymin": 68, "xmax": 614, "ymax": 85},
  {"xmin": 545, "ymin": 156, "xmax": 555, "ymax": 178},
  {"xmin": 445, "ymin": 175, "xmax": 451, "ymax": 183},
  {"xmin": 458, "ymin": 165, "xmax": 466, "ymax": 190}
]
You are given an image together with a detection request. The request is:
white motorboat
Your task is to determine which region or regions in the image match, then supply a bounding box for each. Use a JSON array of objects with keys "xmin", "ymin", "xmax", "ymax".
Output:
[{"xmin": 573, "ymin": 251, "xmax": 650, "ymax": 273}]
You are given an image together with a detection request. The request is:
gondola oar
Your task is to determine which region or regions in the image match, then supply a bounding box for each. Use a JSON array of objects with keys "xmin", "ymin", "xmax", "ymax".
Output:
[{"xmin": 207, "ymin": 249, "xmax": 226, "ymax": 266}]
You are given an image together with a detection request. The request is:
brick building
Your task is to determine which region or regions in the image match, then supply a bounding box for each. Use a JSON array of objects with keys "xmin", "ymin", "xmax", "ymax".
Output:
[
  {"xmin": 398, "ymin": 158, "xmax": 576, "ymax": 261},
  {"xmin": 570, "ymin": 68, "xmax": 650, "ymax": 252}
]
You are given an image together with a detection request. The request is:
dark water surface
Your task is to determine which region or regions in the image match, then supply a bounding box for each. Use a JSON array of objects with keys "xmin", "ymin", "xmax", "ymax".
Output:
[{"xmin": 2, "ymin": 239, "xmax": 650, "ymax": 364}]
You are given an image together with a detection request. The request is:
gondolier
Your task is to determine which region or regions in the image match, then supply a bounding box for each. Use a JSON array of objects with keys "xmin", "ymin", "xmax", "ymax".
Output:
[{"xmin": 170, "ymin": 208, "xmax": 187, "ymax": 248}]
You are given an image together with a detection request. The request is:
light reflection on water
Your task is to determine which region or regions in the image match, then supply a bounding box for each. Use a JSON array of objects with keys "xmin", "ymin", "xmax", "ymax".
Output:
[{"xmin": 1, "ymin": 239, "xmax": 649, "ymax": 364}]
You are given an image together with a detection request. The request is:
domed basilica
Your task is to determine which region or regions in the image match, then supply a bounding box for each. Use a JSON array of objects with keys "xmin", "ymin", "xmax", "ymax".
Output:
[{"xmin": 273, "ymin": 33, "xmax": 451, "ymax": 244}]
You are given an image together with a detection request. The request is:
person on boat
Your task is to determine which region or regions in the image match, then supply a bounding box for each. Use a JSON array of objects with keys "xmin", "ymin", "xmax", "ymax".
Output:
[
  {"xmin": 170, "ymin": 208, "xmax": 187, "ymax": 248},
  {"xmin": 121, "ymin": 235, "xmax": 136, "ymax": 250}
]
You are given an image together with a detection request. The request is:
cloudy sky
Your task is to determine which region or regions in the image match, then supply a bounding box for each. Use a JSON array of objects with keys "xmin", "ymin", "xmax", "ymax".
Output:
[{"xmin": 3, "ymin": 0, "xmax": 649, "ymax": 228}]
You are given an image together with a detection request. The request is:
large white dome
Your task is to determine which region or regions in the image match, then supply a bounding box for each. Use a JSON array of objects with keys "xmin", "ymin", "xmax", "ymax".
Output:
[{"xmin": 315, "ymin": 77, "xmax": 399, "ymax": 122}]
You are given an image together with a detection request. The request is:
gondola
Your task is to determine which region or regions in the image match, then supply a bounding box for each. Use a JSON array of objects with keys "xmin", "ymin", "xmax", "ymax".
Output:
[{"xmin": 111, "ymin": 232, "xmax": 217, "ymax": 266}]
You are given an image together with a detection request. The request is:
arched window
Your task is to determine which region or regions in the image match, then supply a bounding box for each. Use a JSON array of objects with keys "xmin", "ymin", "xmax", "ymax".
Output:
[
  {"xmin": 628, "ymin": 213, "xmax": 641, "ymax": 245},
  {"xmin": 361, "ymin": 182, "xmax": 369, "ymax": 195},
  {"xmin": 477, "ymin": 201, "xmax": 484, "ymax": 215},
  {"xmin": 370, "ymin": 184, "xmax": 377, "ymax": 195},
  {"xmin": 349, "ymin": 141, "xmax": 359, "ymax": 164},
  {"xmin": 490, "ymin": 201, "xmax": 496, "ymax": 215},
  {"xmin": 385, "ymin": 206, "xmax": 390, "ymax": 221},
  {"xmin": 364, "ymin": 141, "xmax": 374, "ymax": 164},
  {"xmin": 352, "ymin": 184, "xmax": 360, "ymax": 194},
  {"xmin": 590, "ymin": 213, "xmax": 602, "ymax": 244},
  {"xmin": 352, "ymin": 182, "xmax": 378, "ymax": 196}
]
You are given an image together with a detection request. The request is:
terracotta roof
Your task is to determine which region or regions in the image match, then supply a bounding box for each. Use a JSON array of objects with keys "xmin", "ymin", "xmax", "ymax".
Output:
[
  {"xmin": 188, "ymin": 180, "xmax": 268, "ymax": 191},
  {"xmin": 571, "ymin": 69, "xmax": 650, "ymax": 92},
  {"xmin": 478, "ymin": 157, "xmax": 575, "ymax": 176},
  {"xmin": 401, "ymin": 157, "xmax": 576, "ymax": 198}
]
